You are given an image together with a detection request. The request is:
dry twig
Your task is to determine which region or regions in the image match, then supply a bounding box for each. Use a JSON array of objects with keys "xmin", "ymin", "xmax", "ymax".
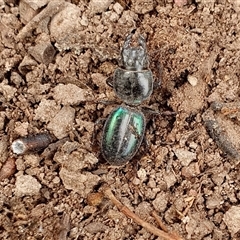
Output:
[
  {"xmin": 152, "ymin": 210, "xmax": 169, "ymax": 232},
  {"xmin": 152, "ymin": 211, "xmax": 183, "ymax": 240},
  {"xmin": 16, "ymin": 0, "xmax": 66, "ymax": 40},
  {"xmin": 103, "ymin": 187, "xmax": 184, "ymax": 240}
]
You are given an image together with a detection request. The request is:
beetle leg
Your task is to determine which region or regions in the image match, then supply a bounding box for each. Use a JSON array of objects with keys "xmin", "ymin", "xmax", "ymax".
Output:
[
  {"xmin": 141, "ymin": 106, "xmax": 159, "ymax": 116},
  {"xmin": 92, "ymin": 118, "xmax": 106, "ymax": 147},
  {"xmin": 153, "ymin": 61, "xmax": 162, "ymax": 89},
  {"xmin": 153, "ymin": 81, "xmax": 161, "ymax": 89},
  {"xmin": 142, "ymin": 135, "xmax": 149, "ymax": 149},
  {"xmin": 106, "ymin": 76, "xmax": 113, "ymax": 88},
  {"xmin": 98, "ymin": 100, "xmax": 119, "ymax": 105},
  {"xmin": 141, "ymin": 106, "xmax": 176, "ymax": 117}
]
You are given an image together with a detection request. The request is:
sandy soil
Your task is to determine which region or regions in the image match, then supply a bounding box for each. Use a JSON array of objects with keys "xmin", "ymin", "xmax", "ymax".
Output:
[{"xmin": 0, "ymin": 0, "xmax": 240, "ymax": 239}]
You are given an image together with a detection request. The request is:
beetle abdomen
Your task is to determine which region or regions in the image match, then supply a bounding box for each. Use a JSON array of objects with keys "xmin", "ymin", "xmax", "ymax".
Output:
[{"xmin": 101, "ymin": 106, "xmax": 146, "ymax": 165}]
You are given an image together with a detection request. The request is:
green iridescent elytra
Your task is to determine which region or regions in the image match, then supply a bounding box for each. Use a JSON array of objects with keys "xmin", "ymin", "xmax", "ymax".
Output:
[{"xmin": 101, "ymin": 106, "xmax": 146, "ymax": 165}]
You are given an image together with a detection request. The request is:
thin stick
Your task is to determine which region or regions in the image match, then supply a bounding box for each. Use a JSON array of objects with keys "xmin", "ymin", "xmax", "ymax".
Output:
[
  {"xmin": 152, "ymin": 211, "xmax": 183, "ymax": 240},
  {"xmin": 103, "ymin": 187, "xmax": 184, "ymax": 240},
  {"xmin": 16, "ymin": 0, "xmax": 66, "ymax": 40},
  {"xmin": 152, "ymin": 210, "xmax": 168, "ymax": 232}
]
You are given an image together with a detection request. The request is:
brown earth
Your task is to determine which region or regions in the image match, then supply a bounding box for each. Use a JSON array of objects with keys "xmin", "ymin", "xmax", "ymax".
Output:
[{"xmin": 0, "ymin": 0, "xmax": 240, "ymax": 239}]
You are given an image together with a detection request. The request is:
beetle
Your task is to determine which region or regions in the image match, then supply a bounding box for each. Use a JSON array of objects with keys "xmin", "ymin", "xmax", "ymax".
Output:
[{"xmin": 101, "ymin": 32, "xmax": 155, "ymax": 165}]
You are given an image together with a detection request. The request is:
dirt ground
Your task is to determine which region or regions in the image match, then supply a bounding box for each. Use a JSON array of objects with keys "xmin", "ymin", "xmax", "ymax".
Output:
[{"xmin": 0, "ymin": 0, "xmax": 240, "ymax": 239}]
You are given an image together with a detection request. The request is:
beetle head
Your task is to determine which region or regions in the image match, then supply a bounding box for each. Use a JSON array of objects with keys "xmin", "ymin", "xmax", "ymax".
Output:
[{"xmin": 121, "ymin": 33, "xmax": 149, "ymax": 71}]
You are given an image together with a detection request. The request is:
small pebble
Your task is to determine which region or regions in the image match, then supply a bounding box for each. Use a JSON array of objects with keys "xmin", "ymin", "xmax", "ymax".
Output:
[
  {"xmin": 133, "ymin": 0, "xmax": 154, "ymax": 14},
  {"xmin": 28, "ymin": 42, "xmax": 56, "ymax": 64},
  {"xmin": 34, "ymin": 99, "xmax": 61, "ymax": 123},
  {"xmin": 163, "ymin": 172, "xmax": 177, "ymax": 188},
  {"xmin": 0, "ymin": 158, "xmax": 16, "ymax": 181},
  {"xmin": 89, "ymin": 0, "xmax": 113, "ymax": 14},
  {"xmin": 175, "ymin": 0, "xmax": 188, "ymax": 7},
  {"xmin": 19, "ymin": 0, "xmax": 38, "ymax": 24},
  {"xmin": 174, "ymin": 148, "xmax": 196, "ymax": 166},
  {"xmin": 206, "ymin": 194, "xmax": 223, "ymax": 209},
  {"xmin": 137, "ymin": 168, "xmax": 147, "ymax": 181},
  {"xmin": 223, "ymin": 206, "xmax": 240, "ymax": 236},
  {"xmin": 113, "ymin": 2, "xmax": 124, "ymax": 14},
  {"xmin": 52, "ymin": 176, "xmax": 60, "ymax": 184},
  {"xmin": 59, "ymin": 169, "xmax": 100, "ymax": 197},
  {"xmin": 0, "ymin": 135, "xmax": 8, "ymax": 163},
  {"xmin": 152, "ymin": 192, "xmax": 168, "ymax": 212},
  {"xmin": 181, "ymin": 162, "xmax": 200, "ymax": 178},
  {"xmin": 15, "ymin": 175, "xmax": 41, "ymax": 196},
  {"xmin": 18, "ymin": 55, "xmax": 38, "ymax": 74},
  {"xmin": 14, "ymin": 121, "xmax": 29, "ymax": 136},
  {"xmin": 187, "ymin": 75, "xmax": 198, "ymax": 86},
  {"xmin": 53, "ymin": 84, "xmax": 90, "ymax": 105},
  {"xmin": 132, "ymin": 177, "xmax": 141, "ymax": 185},
  {"xmin": 85, "ymin": 222, "xmax": 108, "ymax": 234},
  {"xmin": 47, "ymin": 106, "xmax": 75, "ymax": 139},
  {"xmin": 0, "ymin": 81, "xmax": 17, "ymax": 101},
  {"xmin": 87, "ymin": 192, "xmax": 104, "ymax": 206},
  {"xmin": 50, "ymin": 3, "xmax": 80, "ymax": 43}
]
